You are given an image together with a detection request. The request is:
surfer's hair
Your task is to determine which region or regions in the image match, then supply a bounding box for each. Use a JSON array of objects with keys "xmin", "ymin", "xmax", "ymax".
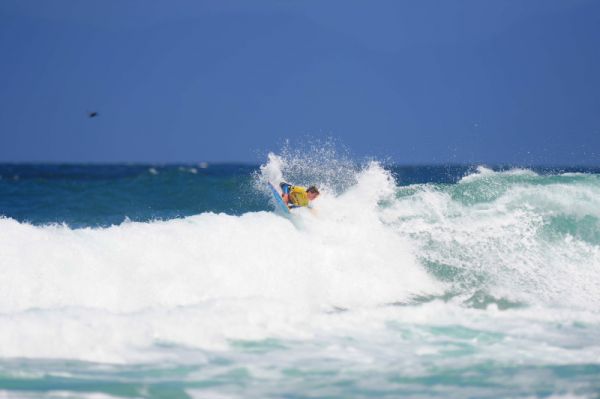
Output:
[{"xmin": 307, "ymin": 186, "xmax": 319, "ymax": 195}]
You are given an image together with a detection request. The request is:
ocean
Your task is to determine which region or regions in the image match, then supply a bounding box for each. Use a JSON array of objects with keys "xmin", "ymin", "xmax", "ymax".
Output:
[{"xmin": 1, "ymin": 153, "xmax": 600, "ymax": 398}]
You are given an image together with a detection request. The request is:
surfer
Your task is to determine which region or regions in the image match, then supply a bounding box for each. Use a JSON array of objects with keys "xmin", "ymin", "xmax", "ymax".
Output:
[{"xmin": 279, "ymin": 182, "xmax": 319, "ymax": 208}]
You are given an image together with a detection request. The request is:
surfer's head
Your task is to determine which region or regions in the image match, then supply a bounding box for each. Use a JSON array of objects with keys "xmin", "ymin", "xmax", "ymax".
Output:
[{"xmin": 306, "ymin": 186, "xmax": 319, "ymax": 201}]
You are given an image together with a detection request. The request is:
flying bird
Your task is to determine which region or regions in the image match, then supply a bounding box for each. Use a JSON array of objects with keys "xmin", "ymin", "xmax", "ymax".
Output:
[{"xmin": 88, "ymin": 111, "xmax": 98, "ymax": 118}]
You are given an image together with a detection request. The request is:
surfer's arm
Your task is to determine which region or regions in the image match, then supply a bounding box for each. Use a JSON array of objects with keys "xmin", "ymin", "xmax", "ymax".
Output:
[{"xmin": 280, "ymin": 182, "xmax": 291, "ymax": 206}]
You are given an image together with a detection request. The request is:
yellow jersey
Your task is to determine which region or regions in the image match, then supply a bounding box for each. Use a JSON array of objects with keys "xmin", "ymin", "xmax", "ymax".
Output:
[{"xmin": 288, "ymin": 185, "xmax": 309, "ymax": 207}]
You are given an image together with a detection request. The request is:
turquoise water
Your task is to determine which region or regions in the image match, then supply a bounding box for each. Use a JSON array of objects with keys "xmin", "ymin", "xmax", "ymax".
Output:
[{"xmin": 1, "ymin": 157, "xmax": 600, "ymax": 398}]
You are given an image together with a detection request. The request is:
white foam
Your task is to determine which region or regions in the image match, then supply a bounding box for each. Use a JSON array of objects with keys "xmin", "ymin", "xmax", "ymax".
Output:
[
  {"xmin": 459, "ymin": 165, "xmax": 538, "ymax": 183},
  {"xmin": 0, "ymin": 210, "xmax": 434, "ymax": 314},
  {"xmin": 0, "ymin": 391, "xmax": 133, "ymax": 399}
]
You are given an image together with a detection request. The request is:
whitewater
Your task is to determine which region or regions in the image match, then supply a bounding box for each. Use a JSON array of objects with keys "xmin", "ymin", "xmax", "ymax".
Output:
[{"xmin": 1, "ymin": 155, "xmax": 599, "ymax": 398}]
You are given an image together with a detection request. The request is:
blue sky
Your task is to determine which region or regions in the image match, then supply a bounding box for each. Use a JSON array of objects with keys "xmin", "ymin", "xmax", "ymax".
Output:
[{"xmin": 1, "ymin": 0, "xmax": 599, "ymax": 164}]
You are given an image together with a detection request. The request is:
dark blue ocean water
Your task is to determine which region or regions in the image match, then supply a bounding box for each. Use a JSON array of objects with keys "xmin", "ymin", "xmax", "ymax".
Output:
[{"xmin": 0, "ymin": 164, "xmax": 262, "ymax": 226}]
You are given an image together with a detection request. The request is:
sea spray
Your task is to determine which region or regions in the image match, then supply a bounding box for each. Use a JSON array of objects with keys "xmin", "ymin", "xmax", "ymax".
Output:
[{"xmin": 255, "ymin": 139, "xmax": 360, "ymax": 196}]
